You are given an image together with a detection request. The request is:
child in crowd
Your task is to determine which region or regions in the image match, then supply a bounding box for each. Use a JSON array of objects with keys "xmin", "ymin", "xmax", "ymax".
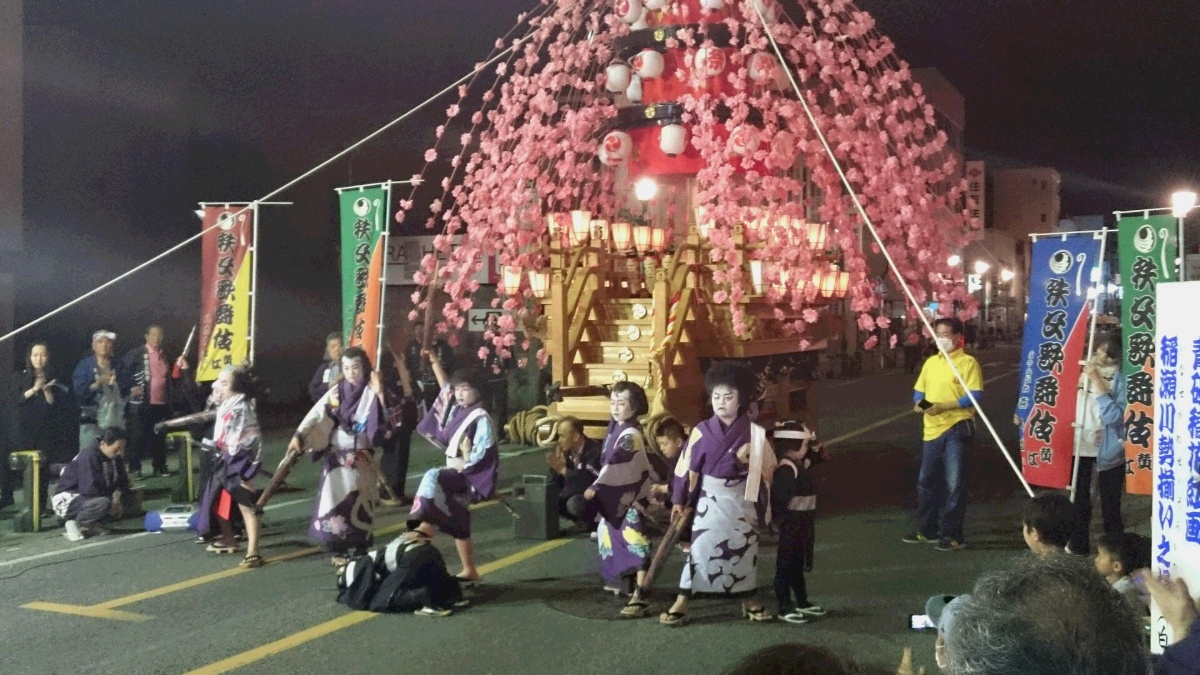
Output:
[
  {"xmin": 1094, "ymin": 531, "xmax": 1152, "ymax": 615},
  {"xmin": 1021, "ymin": 492, "xmax": 1074, "ymax": 557},
  {"xmin": 771, "ymin": 421, "xmax": 828, "ymax": 624},
  {"xmin": 650, "ymin": 417, "xmax": 689, "ymax": 550}
]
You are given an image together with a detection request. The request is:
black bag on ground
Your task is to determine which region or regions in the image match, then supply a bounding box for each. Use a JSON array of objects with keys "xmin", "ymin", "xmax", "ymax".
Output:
[{"xmin": 336, "ymin": 555, "xmax": 382, "ymax": 611}]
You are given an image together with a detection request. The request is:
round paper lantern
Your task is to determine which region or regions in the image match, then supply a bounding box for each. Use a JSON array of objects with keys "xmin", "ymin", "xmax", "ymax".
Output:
[
  {"xmin": 728, "ymin": 125, "xmax": 761, "ymax": 156},
  {"xmin": 633, "ymin": 49, "xmax": 664, "ymax": 79},
  {"xmin": 644, "ymin": 0, "xmax": 669, "ymax": 9},
  {"xmin": 626, "ymin": 74, "xmax": 643, "ymax": 103},
  {"xmin": 601, "ymin": 130, "xmax": 633, "ymax": 166},
  {"xmin": 692, "ymin": 47, "xmax": 727, "ymax": 78},
  {"xmin": 614, "ymin": 0, "xmax": 644, "ymax": 25},
  {"xmin": 700, "ymin": 0, "xmax": 724, "ymax": 10},
  {"xmin": 606, "ymin": 63, "xmax": 632, "ymax": 93},
  {"xmin": 631, "ymin": 15, "xmax": 649, "ymax": 30},
  {"xmin": 747, "ymin": 52, "xmax": 779, "ymax": 85},
  {"xmin": 660, "ymin": 124, "xmax": 686, "ymax": 157}
]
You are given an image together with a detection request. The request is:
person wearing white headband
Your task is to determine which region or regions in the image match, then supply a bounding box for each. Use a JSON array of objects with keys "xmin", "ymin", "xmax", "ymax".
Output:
[{"xmin": 771, "ymin": 422, "xmax": 828, "ymax": 624}]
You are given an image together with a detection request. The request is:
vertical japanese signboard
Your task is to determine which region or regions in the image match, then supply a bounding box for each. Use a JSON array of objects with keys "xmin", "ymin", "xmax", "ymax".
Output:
[
  {"xmin": 1015, "ymin": 234, "xmax": 1100, "ymax": 488},
  {"xmin": 1150, "ymin": 281, "xmax": 1200, "ymax": 653},
  {"xmin": 197, "ymin": 205, "xmax": 254, "ymax": 382},
  {"xmin": 339, "ymin": 185, "xmax": 390, "ymax": 364},
  {"xmin": 965, "ymin": 161, "xmax": 986, "ymax": 228},
  {"xmin": 1120, "ymin": 214, "xmax": 1178, "ymax": 494}
]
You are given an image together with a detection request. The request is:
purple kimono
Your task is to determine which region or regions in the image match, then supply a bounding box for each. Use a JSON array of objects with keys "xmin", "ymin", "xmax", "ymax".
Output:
[
  {"xmin": 591, "ymin": 420, "xmax": 652, "ymax": 590},
  {"xmin": 674, "ymin": 414, "xmax": 770, "ymax": 594},
  {"xmin": 407, "ymin": 386, "xmax": 499, "ymax": 540},
  {"xmin": 297, "ymin": 380, "xmax": 387, "ymax": 553},
  {"xmin": 197, "ymin": 394, "xmax": 261, "ymax": 536}
]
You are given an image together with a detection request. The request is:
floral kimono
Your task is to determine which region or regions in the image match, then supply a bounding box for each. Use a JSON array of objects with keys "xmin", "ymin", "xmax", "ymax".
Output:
[{"xmin": 592, "ymin": 419, "xmax": 653, "ymax": 590}]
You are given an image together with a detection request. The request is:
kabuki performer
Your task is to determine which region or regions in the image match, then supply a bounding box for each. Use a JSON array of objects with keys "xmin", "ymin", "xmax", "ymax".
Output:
[
  {"xmin": 583, "ymin": 381, "xmax": 654, "ymax": 617},
  {"xmin": 407, "ymin": 351, "xmax": 499, "ymax": 585},
  {"xmin": 197, "ymin": 365, "xmax": 264, "ymax": 568},
  {"xmin": 659, "ymin": 362, "xmax": 777, "ymax": 627},
  {"xmin": 287, "ymin": 346, "xmax": 388, "ymax": 567}
]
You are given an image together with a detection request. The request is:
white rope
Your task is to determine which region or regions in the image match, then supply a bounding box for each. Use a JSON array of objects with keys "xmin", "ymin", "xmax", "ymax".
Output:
[
  {"xmin": 0, "ymin": 36, "xmax": 530, "ymax": 346},
  {"xmin": 753, "ymin": 4, "xmax": 1034, "ymax": 497}
]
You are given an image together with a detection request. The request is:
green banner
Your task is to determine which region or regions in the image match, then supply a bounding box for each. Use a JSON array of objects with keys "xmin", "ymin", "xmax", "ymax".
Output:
[
  {"xmin": 339, "ymin": 186, "xmax": 389, "ymax": 359},
  {"xmin": 1118, "ymin": 214, "xmax": 1178, "ymax": 495}
]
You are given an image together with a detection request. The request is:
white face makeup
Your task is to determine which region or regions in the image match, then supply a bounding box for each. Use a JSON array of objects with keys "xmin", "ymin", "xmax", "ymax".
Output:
[
  {"xmin": 342, "ymin": 356, "xmax": 366, "ymax": 386},
  {"xmin": 711, "ymin": 384, "xmax": 739, "ymax": 421},
  {"xmin": 212, "ymin": 370, "xmax": 233, "ymax": 404},
  {"xmin": 610, "ymin": 390, "xmax": 635, "ymax": 422}
]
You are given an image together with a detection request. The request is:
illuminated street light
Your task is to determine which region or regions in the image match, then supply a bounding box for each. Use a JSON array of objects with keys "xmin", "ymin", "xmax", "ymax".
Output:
[
  {"xmin": 1000, "ymin": 268, "xmax": 1015, "ymax": 282},
  {"xmin": 947, "ymin": 254, "xmax": 961, "ymax": 267},
  {"xmin": 974, "ymin": 260, "xmax": 990, "ymax": 275},
  {"xmin": 1172, "ymin": 190, "xmax": 1197, "ymax": 218}
]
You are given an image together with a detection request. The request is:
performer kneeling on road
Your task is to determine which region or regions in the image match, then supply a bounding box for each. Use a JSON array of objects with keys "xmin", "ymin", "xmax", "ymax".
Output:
[
  {"xmin": 583, "ymin": 382, "xmax": 653, "ymax": 616},
  {"xmin": 407, "ymin": 352, "xmax": 499, "ymax": 585},
  {"xmin": 52, "ymin": 426, "xmax": 131, "ymax": 541},
  {"xmin": 197, "ymin": 365, "xmax": 264, "ymax": 568},
  {"xmin": 288, "ymin": 346, "xmax": 388, "ymax": 568},
  {"xmin": 659, "ymin": 361, "xmax": 777, "ymax": 627}
]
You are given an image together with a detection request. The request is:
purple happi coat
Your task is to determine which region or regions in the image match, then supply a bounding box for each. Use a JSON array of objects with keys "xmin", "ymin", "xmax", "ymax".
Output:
[
  {"xmin": 592, "ymin": 419, "xmax": 652, "ymax": 589},
  {"xmin": 300, "ymin": 379, "xmax": 387, "ymax": 553},
  {"xmin": 674, "ymin": 413, "xmax": 771, "ymax": 594},
  {"xmin": 408, "ymin": 385, "xmax": 499, "ymax": 539}
]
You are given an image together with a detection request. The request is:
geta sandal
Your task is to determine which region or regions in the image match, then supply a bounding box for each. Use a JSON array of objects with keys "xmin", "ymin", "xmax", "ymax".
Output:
[
  {"xmin": 620, "ymin": 599, "xmax": 650, "ymax": 618},
  {"xmin": 659, "ymin": 610, "xmax": 689, "ymax": 627},
  {"xmin": 239, "ymin": 554, "xmax": 264, "ymax": 568},
  {"xmin": 206, "ymin": 543, "xmax": 238, "ymax": 554},
  {"xmin": 741, "ymin": 604, "xmax": 774, "ymax": 622}
]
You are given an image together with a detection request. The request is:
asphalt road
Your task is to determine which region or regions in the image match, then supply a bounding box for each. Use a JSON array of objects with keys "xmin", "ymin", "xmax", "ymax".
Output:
[{"xmin": 0, "ymin": 345, "xmax": 1153, "ymax": 674}]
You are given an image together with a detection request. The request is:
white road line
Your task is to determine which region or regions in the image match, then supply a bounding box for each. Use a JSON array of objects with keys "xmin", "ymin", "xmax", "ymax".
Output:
[{"xmin": 823, "ymin": 368, "xmax": 1019, "ymax": 448}]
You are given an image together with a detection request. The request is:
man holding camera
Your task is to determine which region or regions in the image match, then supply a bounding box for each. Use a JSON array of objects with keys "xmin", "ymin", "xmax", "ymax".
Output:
[{"xmin": 902, "ymin": 317, "xmax": 982, "ymax": 552}]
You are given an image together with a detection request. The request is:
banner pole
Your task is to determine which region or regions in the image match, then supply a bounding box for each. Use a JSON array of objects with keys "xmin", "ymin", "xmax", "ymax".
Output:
[
  {"xmin": 1069, "ymin": 229, "xmax": 1109, "ymax": 503},
  {"xmin": 249, "ymin": 201, "xmax": 260, "ymax": 365},
  {"xmin": 1179, "ymin": 216, "xmax": 1187, "ymax": 282},
  {"xmin": 376, "ymin": 183, "xmax": 392, "ymax": 368}
]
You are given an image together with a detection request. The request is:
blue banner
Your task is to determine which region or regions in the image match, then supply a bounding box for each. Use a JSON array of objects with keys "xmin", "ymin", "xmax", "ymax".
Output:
[{"xmin": 1015, "ymin": 234, "xmax": 1102, "ymax": 488}]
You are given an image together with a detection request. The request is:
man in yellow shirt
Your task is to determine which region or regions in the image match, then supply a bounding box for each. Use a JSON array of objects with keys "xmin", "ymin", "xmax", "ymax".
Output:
[{"xmin": 902, "ymin": 318, "xmax": 982, "ymax": 552}]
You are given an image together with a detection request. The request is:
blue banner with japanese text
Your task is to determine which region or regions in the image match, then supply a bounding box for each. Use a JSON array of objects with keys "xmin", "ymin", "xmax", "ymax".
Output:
[{"xmin": 1015, "ymin": 234, "xmax": 1101, "ymax": 488}]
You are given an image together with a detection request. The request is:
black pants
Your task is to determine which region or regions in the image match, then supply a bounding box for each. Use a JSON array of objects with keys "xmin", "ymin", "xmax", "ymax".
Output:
[
  {"xmin": 774, "ymin": 514, "xmax": 813, "ymax": 613},
  {"xmin": 380, "ymin": 427, "xmax": 413, "ymax": 499},
  {"xmin": 1068, "ymin": 457, "xmax": 1124, "ymax": 554},
  {"xmin": 129, "ymin": 404, "xmax": 170, "ymax": 473}
]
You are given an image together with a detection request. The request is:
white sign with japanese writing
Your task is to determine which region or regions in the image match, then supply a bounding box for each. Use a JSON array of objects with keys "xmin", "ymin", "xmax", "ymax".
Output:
[
  {"xmin": 385, "ymin": 234, "xmax": 497, "ymax": 286},
  {"xmin": 1152, "ymin": 280, "xmax": 1200, "ymax": 653}
]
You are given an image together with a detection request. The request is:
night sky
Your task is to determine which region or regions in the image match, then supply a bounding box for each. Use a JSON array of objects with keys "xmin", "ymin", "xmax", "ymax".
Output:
[{"xmin": 14, "ymin": 0, "xmax": 1199, "ymax": 400}]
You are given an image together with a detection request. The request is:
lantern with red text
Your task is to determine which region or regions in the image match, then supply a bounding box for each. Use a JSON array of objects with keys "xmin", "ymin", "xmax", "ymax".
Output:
[{"xmin": 600, "ymin": 131, "xmax": 633, "ymax": 167}]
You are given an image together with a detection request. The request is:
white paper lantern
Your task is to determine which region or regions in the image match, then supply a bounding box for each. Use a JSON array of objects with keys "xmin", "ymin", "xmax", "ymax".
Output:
[
  {"xmin": 747, "ymin": 52, "xmax": 780, "ymax": 85},
  {"xmin": 728, "ymin": 126, "xmax": 761, "ymax": 156},
  {"xmin": 660, "ymin": 124, "xmax": 686, "ymax": 157},
  {"xmin": 700, "ymin": 0, "xmax": 724, "ymax": 10},
  {"xmin": 601, "ymin": 130, "xmax": 633, "ymax": 166},
  {"xmin": 614, "ymin": 0, "xmax": 644, "ymax": 25},
  {"xmin": 631, "ymin": 15, "xmax": 649, "ymax": 30},
  {"xmin": 644, "ymin": 0, "xmax": 669, "ymax": 9},
  {"xmin": 751, "ymin": 0, "xmax": 778, "ymax": 22},
  {"xmin": 606, "ymin": 63, "xmax": 632, "ymax": 93},
  {"xmin": 626, "ymin": 74, "xmax": 643, "ymax": 103},
  {"xmin": 692, "ymin": 47, "xmax": 727, "ymax": 78},
  {"xmin": 633, "ymin": 50, "xmax": 664, "ymax": 79}
]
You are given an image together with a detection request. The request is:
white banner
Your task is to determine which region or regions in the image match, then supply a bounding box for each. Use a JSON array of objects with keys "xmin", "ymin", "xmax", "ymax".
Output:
[
  {"xmin": 385, "ymin": 234, "xmax": 497, "ymax": 286},
  {"xmin": 1152, "ymin": 280, "xmax": 1200, "ymax": 653}
]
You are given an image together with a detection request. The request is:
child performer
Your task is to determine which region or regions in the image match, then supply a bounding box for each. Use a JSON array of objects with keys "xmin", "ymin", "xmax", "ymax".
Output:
[
  {"xmin": 407, "ymin": 352, "xmax": 499, "ymax": 585},
  {"xmin": 771, "ymin": 421, "xmax": 829, "ymax": 624},
  {"xmin": 197, "ymin": 365, "xmax": 264, "ymax": 568},
  {"xmin": 583, "ymin": 382, "xmax": 654, "ymax": 617}
]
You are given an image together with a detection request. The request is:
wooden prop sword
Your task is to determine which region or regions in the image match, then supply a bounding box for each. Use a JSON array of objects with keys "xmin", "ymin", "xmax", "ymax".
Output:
[{"xmin": 638, "ymin": 507, "xmax": 693, "ymax": 593}]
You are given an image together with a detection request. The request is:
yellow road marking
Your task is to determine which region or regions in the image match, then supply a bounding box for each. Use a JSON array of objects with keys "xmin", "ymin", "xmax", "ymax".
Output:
[
  {"xmin": 186, "ymin": 537, "xmax": 574, "ymax": 675},
  {"xmin": 21, "ymin": 601, "xmax": 151, "ymax": 622},
  {"xmin": 19, "ymin": 499, "xmax": 501, "ymax": 620}
]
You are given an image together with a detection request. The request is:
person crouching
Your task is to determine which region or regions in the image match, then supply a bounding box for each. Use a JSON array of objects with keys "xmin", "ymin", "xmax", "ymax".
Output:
[{"xmin": 51, "ymin": 427, "xmax": 131, "ymax": 541}]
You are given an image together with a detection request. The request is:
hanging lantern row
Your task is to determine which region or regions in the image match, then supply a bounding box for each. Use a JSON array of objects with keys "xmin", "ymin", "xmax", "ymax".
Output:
[
  {"xmin": 545, "ymin": 210, "xmax": 669, "ymax": 255},
  {"xmin": 749, "ymin": 261, "xmax": 850, "ymax": 300},
  {"xmin": 694, "ymin": 205, "xmax": 829, "ymax": 252},
  {"xmin": 499, "ymin": 264, "xmax": 551, "ymax": 300}
]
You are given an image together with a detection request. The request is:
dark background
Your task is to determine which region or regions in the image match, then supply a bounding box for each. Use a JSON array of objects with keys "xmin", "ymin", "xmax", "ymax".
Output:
[{"xmin": 12, "ymin": 0, "xmax": 1199, "ymax": 401}]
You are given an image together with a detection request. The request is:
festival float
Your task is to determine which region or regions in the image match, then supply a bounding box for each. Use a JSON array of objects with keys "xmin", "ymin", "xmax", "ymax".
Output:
[{"xmin": 398, "ymin": 0, "xmax": 975, "ymax": 428}]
